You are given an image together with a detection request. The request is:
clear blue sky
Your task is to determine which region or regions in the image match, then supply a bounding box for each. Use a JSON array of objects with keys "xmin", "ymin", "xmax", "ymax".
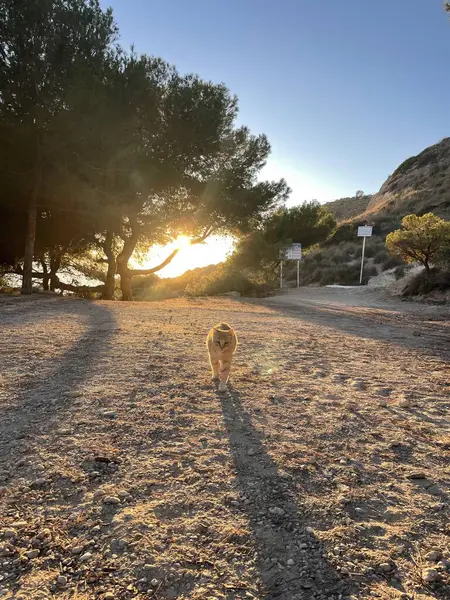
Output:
[{"xmin": 100, "ymin": 0, "xmax": 450, "ymax": 203}]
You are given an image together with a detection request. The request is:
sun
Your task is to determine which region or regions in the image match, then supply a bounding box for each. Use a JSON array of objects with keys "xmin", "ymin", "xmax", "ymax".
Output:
[
  {"xmin": 133, "ymin": 234, "xmax": 234, "ymax": 278},
  {"xmin": 173, "ymin": 235, "xmax": 192, "ymax": 250}
]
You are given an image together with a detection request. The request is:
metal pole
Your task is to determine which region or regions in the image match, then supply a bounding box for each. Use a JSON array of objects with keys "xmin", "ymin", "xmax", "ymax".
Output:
[
  {"xmin": 297, "ymin": 260, "xmax": 300, "ymax": 288},
  {"xmin": 280, "ymin": 261, "xmax": 283, "ymax": 289},
  {"xmin": 359, "ymin": 236, "xmax": 366, "ymax": 285}
]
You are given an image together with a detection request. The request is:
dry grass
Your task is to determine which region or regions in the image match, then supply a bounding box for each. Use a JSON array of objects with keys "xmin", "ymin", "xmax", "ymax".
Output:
[{"xmin": 0, "ymin": 294, "xmax": 449, "ymax": 600}]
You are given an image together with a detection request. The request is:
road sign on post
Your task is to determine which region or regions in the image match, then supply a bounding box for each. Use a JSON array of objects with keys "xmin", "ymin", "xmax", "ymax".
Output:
[
  {"xmin": 281, "ymin": 243, "xmax": 302, "ymax": 289},
  {"xmin": 357, "ymin": 226, "xmax": 373, "ymax": 284},
  {"xmin": 285, "ymin": 243, "xmax": 302, "ymax": 260}
]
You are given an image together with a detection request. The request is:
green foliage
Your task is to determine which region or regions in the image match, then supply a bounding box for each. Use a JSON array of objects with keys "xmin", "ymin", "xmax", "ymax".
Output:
[
  {"xmin": 386, "ymin": 213, "xmax": 450, "ymax": 271},
  {"xmin": 401, "ymin": 268, "xmax": 450, "ymax": 297},
  {"xmin": 231, "ymin": 201, "xmax": 336, "ymax": 277}
]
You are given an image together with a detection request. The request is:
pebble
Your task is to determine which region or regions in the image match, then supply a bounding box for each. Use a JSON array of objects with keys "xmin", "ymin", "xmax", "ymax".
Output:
[
  {"xmin": 425, "ymin": 550, "xmax": 442, "ymax": 562},
  {"xmin": 398, "ymin": 399, "xmax": 412, "ymax": 408},
  {"xmin": 422, "ymin": 568, "xmax": 440, "ymax": 583},
  {"xmin": 376, "ymin": 388, "xmax": 392, "ymax": 397},
  {"xmin": 0, "ymin": 487, "xmax": 6, "ymax": 497},
  {"xmin": 11, "ymin": 521, "xmax": 27, "ymax": 529},
  {"xmin": 79, "ymin": 552, "xmax": 92, "ymax": 562},
  {"xmin": 269, "ymin": 507, "xmax": 285, "ymax": 516},
  {"xmin": 31, "ymin": 478, "xmax": 47, "ymax": 488},
  {"xmin": 151, "ymin": 578, "xmax": 159, "ymax": 587},
  {"xmin": 379, "ymin": 562, "xmax": 392, "ymax": 572},
  {"xmin": 71, "ymin": 545, "xmax": 84, "ymax": 555},
  {"xmin": 101, "ymin": 410, "xmax": 117, "ymax": 419},
  {"xmin": 24, "ymin": 549, "xmax": 40, "ymax": 559},
  {"xmin": 103, "ymin": 496, "xmax": 121, "ymax": 505},
  {"xmin": 117, "ymin": 490, "xmax": 132, "ymax": 501},
  {"xmin": 103, "ymin": 594, "xmax": 115, "ymax": 600},
  {"xmin": 287, "ymin": 559, "xmax": 294, "ymax": 566},
  {"xmin": 93, "ymin": 490, "xmax": 106, "ymax": 500},
  {"xmin": 63, "ymin": 391, "xmax": 82, "ymax": 398},
  {"xmin": 56, "ymin": 575, "xmax": 67, "ymax": 587},
  {"xmin": 247, "ymin": 449, "xmax": 256, "ymax": 456},
  {"xmin": 4, "ymin": 529, "xmax": 16, "ymax": 538},
  {"xmin": 350, "ymin": 380, "xmax": 365, "ymax": 390}
]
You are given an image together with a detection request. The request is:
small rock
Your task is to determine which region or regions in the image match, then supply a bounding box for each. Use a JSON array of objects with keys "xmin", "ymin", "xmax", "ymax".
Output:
[
  {"xmin": 355, "ymin": 507, "xmax": 365, "ymax": 515},
  {"xmin": 398, "ymin": 399, "xmax": 412, "ymax": 409},
  {"xmin": 63, "ymin": 391, "xmax": 82, "ymax": 398},
  {"xmin": 4, "ymin": 529, "xmax": 16, "ymax": 538},
  {"xmin": 101, "ymin": 410, "xmax": 117, "ymax": 419},
  {"xmin": 0, "ymin": 487, "xmax": 7, "ymax": 497},
  {"xmin": 378, "ymin": 398, "xmax": 388, "ymax": 407},
  {"xmin": 269, "ymin": 507, "xmax": 285, "ymax": 516},
  {"xmin": 376, "ymin": 388, "xmax": 392, "ymax": 397},
  {"xmin": 91, "ymin": 525, "xmax": 102, "ymax": 533},
  {"xmin": 422, "ymin": 568, "xmax": 440, "ymax": 583},
  {"xmin": 11, "ymin": 520, "xmax": 27, "ymax": 529},
  {"xmin": 150, "ymin": 578, "xmax": 159, "ymax": 587},
  {"xmin": 350, "ymin": 380, "xmax": 365, "ymax": 390},
  {"xmin": 102, "ymin": 496, "xmax": 121, "ymax": 505},
  {"xmin": 247, "ymin": 449, "xmax": 256, "ymax": 456},
  {"xmin": 93, "ymin": 490, "xmax": 106, "ymax": 500},
  {"xmin": 425, "ymin": 550, "xmax": 442, "ymax": 562},
  {"xmin": 407, "ymin": 472, "xmax": 427, "ymax": 480},
  {"xmin": 56, "ymin": 575, "xmax": 68, "ymax": 587},
  {"xmin": 379, "ymin": 562, "xmax": 393, "ymax": 572},
  {"xmin": 287, "ymin": 559, "xmax": 294, "ymax": 566},
  {"xmin": 31, "ymin": 478, "xmax": 47, "ymax": 488},
  {"xmin": 24, "ymin": 549, "xmax": 40, "ymax": 559},
  {"xmin": 103, "ymin": 594, "xmax": 115, "ymax": 600},
  {"xmin": 72, "ymin": 545, "xmax": 84, "ymax": 555},
  {"xmin": 79, "ymin": 552, "xmax": 92, "ymax": 562},
  {"xmin": 438, "ymin": 559, "xmax": 450, "ymax": 571},
  {"xmin": 117, "ymin": 490, "xmax": 131, "ymax": 501},
  {"xmin": 427, "ymin": 484, "xmax": 441, "ymax": 496}
]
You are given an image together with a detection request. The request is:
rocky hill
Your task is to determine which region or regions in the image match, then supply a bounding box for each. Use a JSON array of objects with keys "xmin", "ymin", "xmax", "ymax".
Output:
[
  {"xmin": 364, "ymin": 137, "xmax": 450, "ymax": 220},
  {"xmin": 323, "ymin": 194, "xmax": 371, "ymax": 222}
]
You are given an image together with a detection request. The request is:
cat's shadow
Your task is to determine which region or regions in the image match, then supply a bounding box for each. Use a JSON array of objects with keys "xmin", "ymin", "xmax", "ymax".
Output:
[{"xmin": 216, "ymin": 388, "xmax": 351, "ymax": 600}]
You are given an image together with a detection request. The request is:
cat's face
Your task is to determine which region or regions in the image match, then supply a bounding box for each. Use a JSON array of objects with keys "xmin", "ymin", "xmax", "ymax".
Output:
[{"xmin": 212, "ymin": 325, "xmax": 234, "ymax": 350}]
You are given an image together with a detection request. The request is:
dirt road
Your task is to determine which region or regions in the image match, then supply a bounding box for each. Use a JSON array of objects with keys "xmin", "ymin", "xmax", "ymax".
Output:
[{"xmin": 0, "ymin": 294, "xmax": 449, "ymax": 600}]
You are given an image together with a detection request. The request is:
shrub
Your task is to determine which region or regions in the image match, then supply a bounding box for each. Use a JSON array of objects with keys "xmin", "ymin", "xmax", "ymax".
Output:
[{"xmin": 401, "ymin": 268, "xmax": 450, "ymax": 297}]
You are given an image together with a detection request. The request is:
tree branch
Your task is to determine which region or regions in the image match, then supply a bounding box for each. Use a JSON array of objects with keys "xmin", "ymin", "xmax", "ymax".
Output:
[{"xmin": 129, "ymin": 249, "xmax": 180, "ymax": 276}]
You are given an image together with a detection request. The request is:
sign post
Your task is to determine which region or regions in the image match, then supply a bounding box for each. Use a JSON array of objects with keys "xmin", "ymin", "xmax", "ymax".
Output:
[
  {"xmin": 357, "ymin": 226, "xmax": 373, "ymax": 285},
  {"xmin": 283, "ymin": 243, "xmax": 302, "ymax": 289}
]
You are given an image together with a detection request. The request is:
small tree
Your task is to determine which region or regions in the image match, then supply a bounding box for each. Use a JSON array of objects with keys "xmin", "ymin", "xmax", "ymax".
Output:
[
  {"xmin": 355, "ymin": 190, "xmax": 364, "ymax": 198},
  {"xmin": 386, "ymin": 213, "xmax": 450, "ymax": 273}
]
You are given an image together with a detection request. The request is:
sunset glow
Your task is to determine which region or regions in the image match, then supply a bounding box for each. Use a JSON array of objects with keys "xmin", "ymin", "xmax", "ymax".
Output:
[{"xmin": 131, "ymin": 235, "xmax": 235, "ymax": 278}]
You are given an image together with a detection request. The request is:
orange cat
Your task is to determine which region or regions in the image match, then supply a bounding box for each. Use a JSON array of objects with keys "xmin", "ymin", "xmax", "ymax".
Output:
[{"xmin": 206, "ymin": 323, "xmax": 238, "ymax": 392}]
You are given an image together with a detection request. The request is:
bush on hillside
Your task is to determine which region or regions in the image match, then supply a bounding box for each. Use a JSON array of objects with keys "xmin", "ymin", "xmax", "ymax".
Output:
[{"xmin": 401, "ymin": 268, "xmax": 450, "ymax": 297}]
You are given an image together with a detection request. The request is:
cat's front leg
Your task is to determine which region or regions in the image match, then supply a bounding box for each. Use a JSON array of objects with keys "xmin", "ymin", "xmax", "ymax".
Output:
[
  {"xmin": 209, "ymin": 355, "xmax": 220, "ymax": 381},
  {"xmin": 218, "ymin": 360, "xmax": 231, "ymax": 392}
]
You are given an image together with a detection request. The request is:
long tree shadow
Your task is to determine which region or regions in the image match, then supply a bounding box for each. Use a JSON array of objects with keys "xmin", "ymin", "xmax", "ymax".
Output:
[
  {"xmin": 253, "ymin": 299, "xmax": 450, "ymax": 360},
  {"xmin": 0, "ymin": 300, "xmax": 117, "ymax": 460},
  {"xmin": 219, "ymin": 389, "xmax": 352, "ymax": 600}
]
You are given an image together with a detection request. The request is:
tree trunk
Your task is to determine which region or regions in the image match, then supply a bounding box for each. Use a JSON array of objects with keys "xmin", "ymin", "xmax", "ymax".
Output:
[
  {"xmin": 21, "ymin": 201, "xmax": 37, "ymax": 295},
  {"xmin": 50, "ymin": 253, "xmax": 62, "ymax": 292},
  {"xmin": 40, "ymin": 257, "xmax": 49, "ymax": 291},
  {"xmin": 21, "ymin": 135, "xmax": 42, "ymax": 295},
  {"xmin": 102, "ymin": 231, "xmax": 116, "ymax": 300},
  {"xmin": 118, "ymin": 265, "xmax": 133, "ymax": 301}
]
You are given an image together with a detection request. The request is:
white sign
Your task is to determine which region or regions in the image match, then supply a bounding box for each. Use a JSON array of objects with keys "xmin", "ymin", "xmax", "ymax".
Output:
[
  {"xmin": 357, "ymin": 226, "xmax": 373, "ymax": 238},
  {"xmin": 285, "ymin": 243, "xmax": 302, "ymax": 260}
]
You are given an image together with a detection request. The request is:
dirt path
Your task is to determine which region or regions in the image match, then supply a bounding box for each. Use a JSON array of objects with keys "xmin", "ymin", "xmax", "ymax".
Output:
[{"xmin": 0, "ymin": 295, "xmax": 449, "ymax": 600}]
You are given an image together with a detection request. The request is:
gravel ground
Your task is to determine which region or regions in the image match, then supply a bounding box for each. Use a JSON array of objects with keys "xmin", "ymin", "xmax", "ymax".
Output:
[{"xmin": 0, "ymin": 293, "xmax": 449, "ymax": 600}]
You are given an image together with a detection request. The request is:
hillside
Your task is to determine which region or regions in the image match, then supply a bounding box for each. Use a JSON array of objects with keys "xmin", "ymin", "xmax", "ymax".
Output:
[
  {"xmin": 324, "ymin": 194, "xmax": 371, "ymax": 222},
  {"xmin": 364, "ymin": 137, "xmax": 450, "ymax": 221},
  {"xmin": 296, "ymin": 137, "xmax": 450, "ymax": 287}
]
